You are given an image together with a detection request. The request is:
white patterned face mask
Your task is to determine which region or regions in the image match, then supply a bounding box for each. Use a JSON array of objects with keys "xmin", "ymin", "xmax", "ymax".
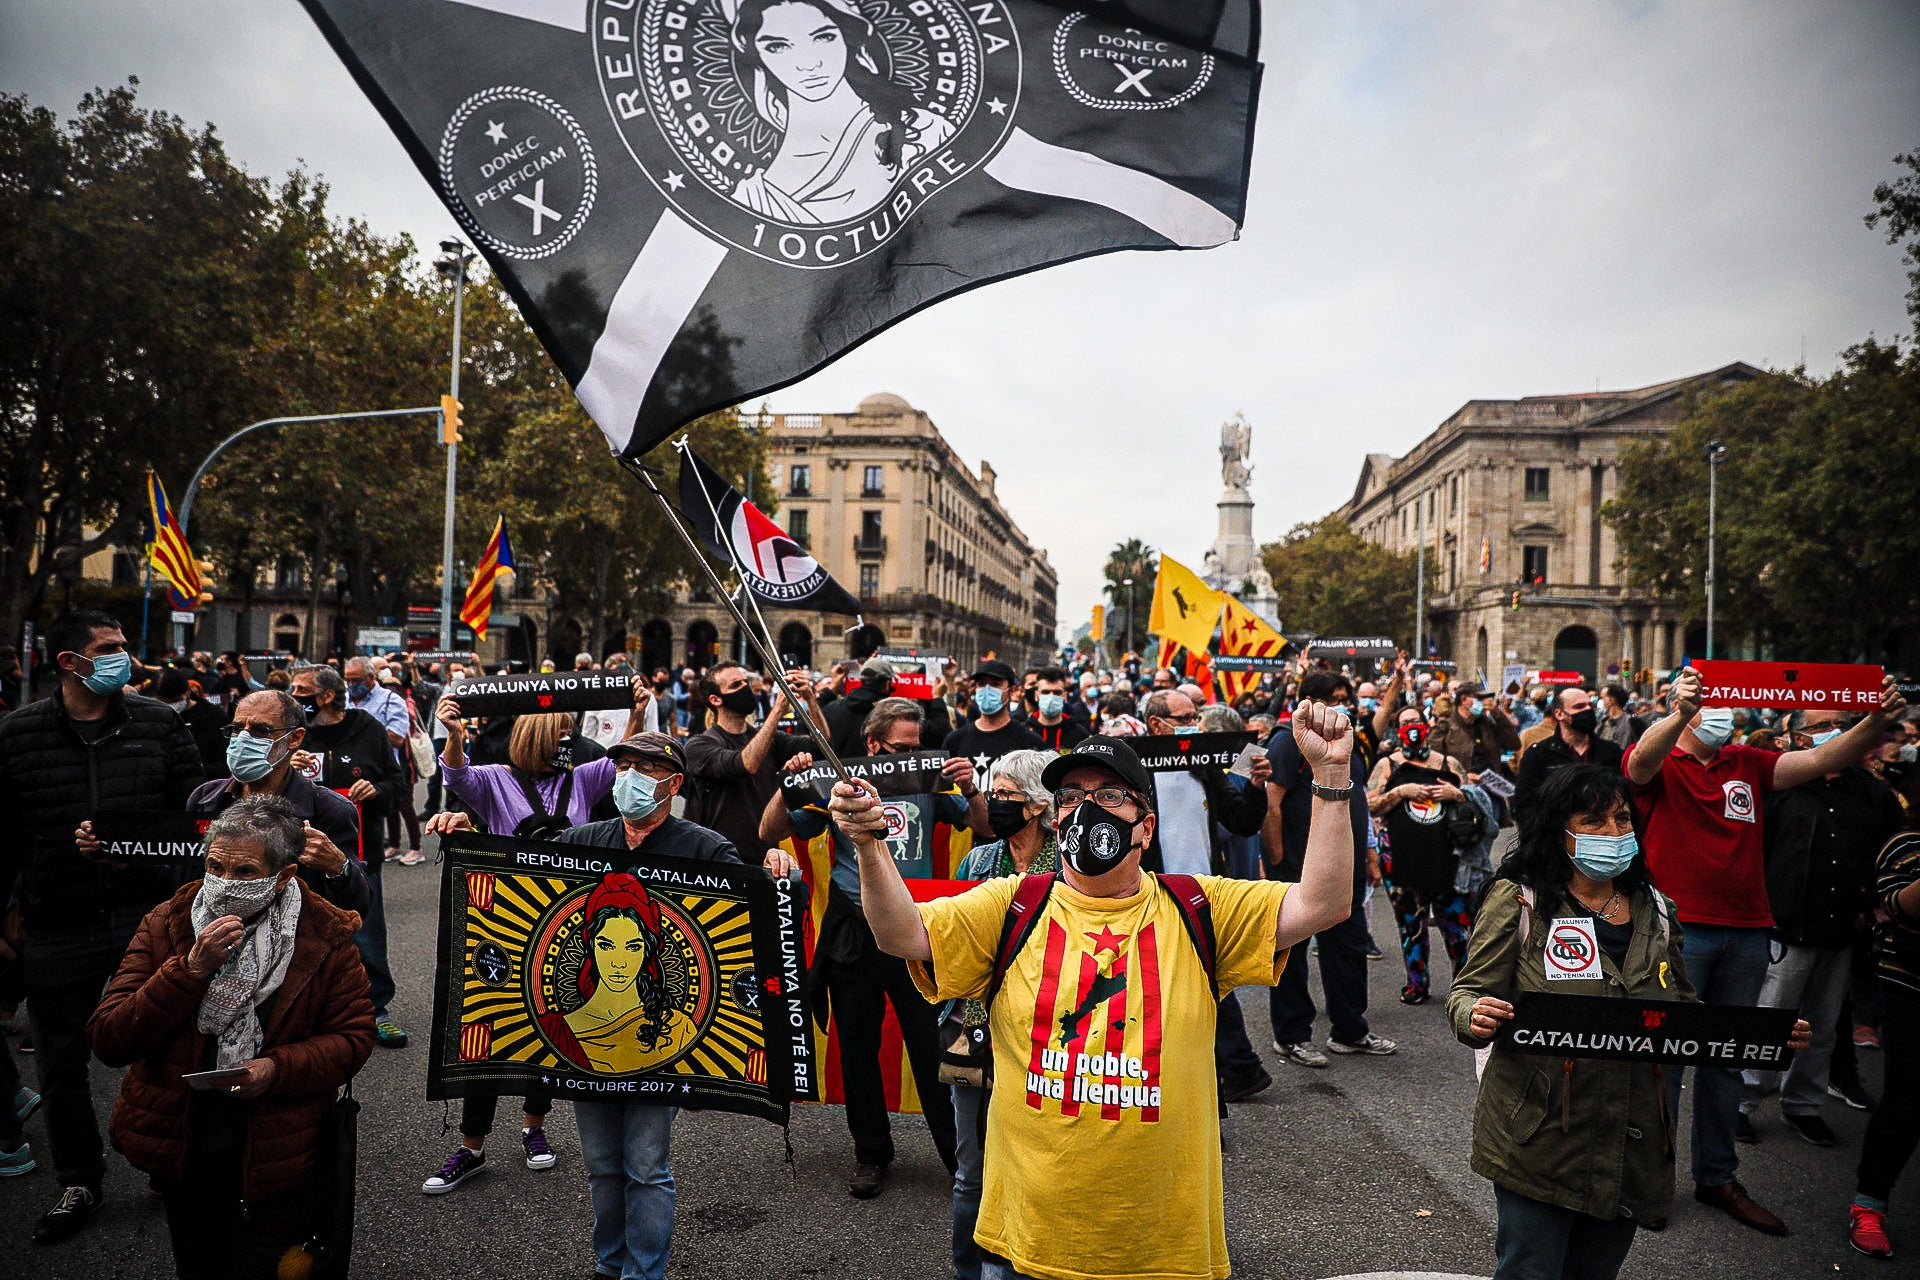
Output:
[{"xmin": 197, "ymin": 872, "xmax": 284, "ymax": 922}]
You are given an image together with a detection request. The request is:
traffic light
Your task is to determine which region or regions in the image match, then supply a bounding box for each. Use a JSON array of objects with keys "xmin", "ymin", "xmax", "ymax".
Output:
[
  {"xmin": 195, "ymin": 559, "xmax": 216, "ymax": 606},
  {"xmin": 1090, "ymin": 604, "xmax": 1105, "ymax": 641},
  {"xmin": 1510, "ymin": 589, "xmax": 1521, "ymax": 612},
  {"xmin": 440, "ymin": 394, "xmax": 463, "ymax": 444}
]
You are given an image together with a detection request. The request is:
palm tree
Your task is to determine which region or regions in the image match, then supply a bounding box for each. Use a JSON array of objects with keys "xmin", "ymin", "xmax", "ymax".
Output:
[{"xmin": 1102, "ymin": 538, "xmax": 1156, "ymax": 659}]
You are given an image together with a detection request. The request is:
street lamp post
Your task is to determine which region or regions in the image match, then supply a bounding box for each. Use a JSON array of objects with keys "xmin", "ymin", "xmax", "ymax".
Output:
[
  {"xmin": 1122, "ymin": 577, "xmax": 1135, "ymax": 660},
  {"xmin": 1414, "ymin": 489, "xmax": 1426, "ymax": 660},
  {"xmin": 1705, "ymin": 440, "xmax": 1727, "ymax": 660},
  {"xmin": 436, "ymin": 238, "xmax": 476, "ymax": 651}
]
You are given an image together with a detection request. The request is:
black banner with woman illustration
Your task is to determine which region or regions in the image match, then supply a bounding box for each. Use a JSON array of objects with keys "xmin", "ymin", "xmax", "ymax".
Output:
[{"xmin": 428, "ymin": 833, "xmax": 817, "ymax": 1123}]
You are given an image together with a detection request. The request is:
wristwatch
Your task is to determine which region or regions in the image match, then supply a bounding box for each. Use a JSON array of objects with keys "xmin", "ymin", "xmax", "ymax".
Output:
[{"xmin": 1309, "ymin": 781, "xmax": 1353, "ymax": 802}]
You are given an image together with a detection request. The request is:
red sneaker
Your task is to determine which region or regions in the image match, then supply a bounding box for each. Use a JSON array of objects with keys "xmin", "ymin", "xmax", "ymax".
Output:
[
  {"xmin": 1853, "ymin": 1024, "xmax": 1882, "ymax": 1049},
  {"xmin": 1850, "ymin": 1204, "xmax": 1894, "ymax": 1259}
]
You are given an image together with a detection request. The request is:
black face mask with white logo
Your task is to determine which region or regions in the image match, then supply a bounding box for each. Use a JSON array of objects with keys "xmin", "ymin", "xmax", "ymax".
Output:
[{"xmin": 1056, "ymin": 800, "xmax": 1136, "ymax": 877}]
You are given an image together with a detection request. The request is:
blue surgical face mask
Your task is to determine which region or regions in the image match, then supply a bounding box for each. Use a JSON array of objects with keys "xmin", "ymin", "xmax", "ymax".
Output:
[
  {"xmin": 1809, "ymin": 728, "xmax": 1842, "ymax": 747},
  {"xmin": 76, "ymin": 650, "xmax": 133, "ymax": 696},
  {"xmin": 1464, "ymin": 698, "xmax": 1484, "ymax": 720},
  {"xmin": 1566, "ymin": 829, "xmax": 1638, "ymax": 881},
  {"xmin": 1360, "ymin": 697, "xmax": 1378, "ymax": 712},
  {"xmin": 1693, "ymin": 708, "xmax": 1735, "ymax": 749},
  {"xmin": 973, "ymin": 686, "xmax": 1005, "ymax": 715},
  {"xmin": 613, "ymin": 769, "xmax": 665, "ymax": 822},
  {"xmin": 1037, "ymin": 694, "xmax": 1065, "ymax": 718},
  {"xmin": 1422, "ymin": 698, "xmax": 1434, "ymax": 711},
  {"xmin": 226, "ymin": 730, "xmax": 289, "ymax": 783}
]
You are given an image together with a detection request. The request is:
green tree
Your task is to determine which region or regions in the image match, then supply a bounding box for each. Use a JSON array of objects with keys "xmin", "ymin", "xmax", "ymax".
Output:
[
  {"xmin": 1866, "ymin": 146, "xmax": 1920, "ymax": 338},
  {"xmin": 1258, "ymin": 517, "xmax": 1430, "ymax": 642},
  {"xmin": 1603, "ymin": 342, "xmax": 1920, "ymax": 665},
  {"xmin": 1100, "ymin": 538, "xmax": 1156, "ymax": 659},
  {"xmin": 0, "ymin": 82, "xmax": 320, "ymax": 639}
]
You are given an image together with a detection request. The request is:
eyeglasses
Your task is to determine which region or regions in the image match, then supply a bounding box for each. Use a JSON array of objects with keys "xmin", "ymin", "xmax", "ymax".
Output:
[
  {"xmin": 1054, "ymin": 786, "xmax": 1140, "ymax": 812},
  {"xmin": 1160, "ymin": 715, "xmax": 1200, "ymax": 727},
  {"xmin": 219, "ymin": 723, "xmax": 299, "ymax": 741},
  {"xmin": 988, "ymin": 790, "xmax": 1030, "ymax": 803}
]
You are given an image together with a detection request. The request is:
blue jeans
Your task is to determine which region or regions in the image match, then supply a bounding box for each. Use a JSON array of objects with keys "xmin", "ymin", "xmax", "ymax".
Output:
[
  {"xmin": 1492, "ymin": 1184, "xmax": 1637, "ymax": 1280},
  {"xmin": 353, "ymin": 868, "xmax": 396, "ymax": 1017},
  {"xmin": 1668, "ymin": 923, "xmax": 1769, "ymax": 1187},
  {"xmin": 952, "ymin": 1083, "xmax": 985, "ymax": 1280},
  {"xmin": 980, "ymin": 1262, "xmax": 1042, "ymax": 1280},
  {"xmin": 575, "ymin": 1103, "xmax": 676, "ymax": 1280}
]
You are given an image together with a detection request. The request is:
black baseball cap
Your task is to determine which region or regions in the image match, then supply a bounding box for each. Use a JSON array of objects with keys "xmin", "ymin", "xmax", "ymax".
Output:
[
  {"xmin": 972, "ymin": 659, "xmax": 1017, "ymax": 685},
  {"xmin": 607, "ymin": 732, "xmax": 686, "ymax": 774},
  {"xmin": 1041, "ymin": 734, "xmax": 1153, "ymax": 797}
]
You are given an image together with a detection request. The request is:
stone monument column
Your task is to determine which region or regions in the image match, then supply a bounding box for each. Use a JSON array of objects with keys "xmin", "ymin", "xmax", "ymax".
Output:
[{"xmin": 1205, "ymin": 413, "xmax": 1281, "ymax": 625}]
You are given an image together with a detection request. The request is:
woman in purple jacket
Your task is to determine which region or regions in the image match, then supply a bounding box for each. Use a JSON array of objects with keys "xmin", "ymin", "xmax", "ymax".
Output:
[{"xmin": 417, "ymin": 693, "xmax": 641, "ymax": 1196}]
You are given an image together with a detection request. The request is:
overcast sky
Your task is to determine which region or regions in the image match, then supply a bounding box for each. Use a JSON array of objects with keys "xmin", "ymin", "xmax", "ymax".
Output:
[{"xmin": 4, "ymin": 1, "xmax": 1915, "ymax": 638}]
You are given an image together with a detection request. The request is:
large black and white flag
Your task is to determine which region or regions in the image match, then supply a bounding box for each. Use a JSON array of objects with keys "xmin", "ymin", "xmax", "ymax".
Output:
[
  {"xmin": 299, "ymin": 0, "xmax": 1262, "ymax": 459},
  {"xmin": 679, "ymin": 445, "xmax": 865, "ymax": 615}
]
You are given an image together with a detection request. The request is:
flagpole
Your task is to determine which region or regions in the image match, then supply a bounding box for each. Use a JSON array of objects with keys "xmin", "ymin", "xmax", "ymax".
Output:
[
  {"xmin": 672, "ymin": 437, "xmax": 799, "ymax": 682},
  {"xmin": 619, "ymin": 456, "xmax": 856, "ymax": 784}
]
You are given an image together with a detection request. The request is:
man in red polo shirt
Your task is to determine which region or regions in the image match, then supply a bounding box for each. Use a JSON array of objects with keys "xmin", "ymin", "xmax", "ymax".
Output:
[{"xmin": 1626, "ymin": 666, "xmax": 1908, "ymax": 1235}]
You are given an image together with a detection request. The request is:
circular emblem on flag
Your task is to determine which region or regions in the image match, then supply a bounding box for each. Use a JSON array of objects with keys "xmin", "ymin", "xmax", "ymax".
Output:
[
  {"xmin": 725, "ymin": 498, "xmax": 837, "ymax": 602},
  {"xmin": 473, "ymin": 940, "xmax": 514, "ymax": 988},
  {"xmin": 1051, "ymin": 12, "xmax": 1214, "ymax": 112},
  {"xmin": 528, "ymin": 879, "xmax": 720, "ymax": 1074},
  {"xmin": 730, "ymin": 968, "xmax": 765, "ymax": 1012},
  {"xmin": 594, "ymin": 0, "xmax": 1022, "ymax": 269},
  {"xmin": 1404, "ymin": 797, "xmax": 1444, "ymax": 826},
  {"xmin": 438, "ymin": 86, "xmax": 599, "ymax": 260}
]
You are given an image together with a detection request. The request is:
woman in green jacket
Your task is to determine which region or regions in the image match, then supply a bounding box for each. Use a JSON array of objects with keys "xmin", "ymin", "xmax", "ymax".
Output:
[{"xmin": 1451, "ymin": 764, "xmax": 1694, "ymax": 1279}]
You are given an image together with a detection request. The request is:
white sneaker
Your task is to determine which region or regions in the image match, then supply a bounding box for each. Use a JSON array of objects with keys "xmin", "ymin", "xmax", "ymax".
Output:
[
  {"xmin": 1273, "ymin": 1040, "xmax": 1329, "ymax": 1068},
  {"xmin": 523, "ymin": 1126, "xmax": 556, "ymax": 1170},
  {"xmin": 1328, "ymin": 1032, "xmax": 1398, "ymax": 1056}
]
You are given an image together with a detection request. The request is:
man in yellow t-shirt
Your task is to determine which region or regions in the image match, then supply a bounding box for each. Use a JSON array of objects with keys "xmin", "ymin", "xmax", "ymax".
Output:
[{"xmin": 828, "ymin": 710, "xmax": 1361, "ymax": 1280}]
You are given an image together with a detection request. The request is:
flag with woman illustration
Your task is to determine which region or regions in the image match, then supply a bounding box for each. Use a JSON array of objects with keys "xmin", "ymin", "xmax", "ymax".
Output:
[
  {"xmin": 299, "ymin": 0, "xmax": 1262, "ymax": 459},
  {"xmin": 428, "ymin": 833, "xmax": 817, "ymax": 1124}
]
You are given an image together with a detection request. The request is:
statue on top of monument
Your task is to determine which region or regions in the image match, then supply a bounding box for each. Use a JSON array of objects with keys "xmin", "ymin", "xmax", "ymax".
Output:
[{"xmin": 1220, "ymin": 412, "xmax": 1253, "ymax": 492}]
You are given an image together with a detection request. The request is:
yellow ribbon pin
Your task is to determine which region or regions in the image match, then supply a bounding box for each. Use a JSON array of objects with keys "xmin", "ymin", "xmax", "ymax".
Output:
[{"xmin": 1658, "ymin": 961, "xmax": 1670, "ymax": 989}]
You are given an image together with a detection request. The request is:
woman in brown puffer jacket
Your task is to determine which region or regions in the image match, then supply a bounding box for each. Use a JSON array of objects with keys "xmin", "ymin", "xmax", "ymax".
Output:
[{"xmin": 89, "ymin": 794, "xmax": 374, "ymax": 1280}]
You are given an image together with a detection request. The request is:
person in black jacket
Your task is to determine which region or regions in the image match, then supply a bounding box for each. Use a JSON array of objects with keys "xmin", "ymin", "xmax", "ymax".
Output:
[
  {"xmin": 0, "ymin": 609, "xmax": 204, "ymax": 1244},
  {"xmin": 1513, "ymin": 686, "xmax": 1624, "ymax": 805},
  {"xmin": 153, "ymin": 667, "xmax": 227, "ymax": 780},
  {"xmin": 180, "ymin": 689, "xmax": 370, "ymax": 918},
  {"xmin": 1741, "ymin": 709, "xmax": 1905, "ymax": 1145},
  {"xmin": 290, "ymin": 662, "xmax": 410, "ymax": 1048}
]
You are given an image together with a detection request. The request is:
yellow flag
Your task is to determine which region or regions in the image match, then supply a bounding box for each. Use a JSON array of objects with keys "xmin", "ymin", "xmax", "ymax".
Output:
[
  {"xmin": 1218, "ymin": 595, "xmax": 1289, "ymax": 699},
  {"xmin": 1146, "ymin": 555, "xmax": 1224, "ymax": 659}
]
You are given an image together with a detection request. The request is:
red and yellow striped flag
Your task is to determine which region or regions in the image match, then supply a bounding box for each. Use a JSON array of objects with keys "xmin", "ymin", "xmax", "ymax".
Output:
[
  {"xmin": 145, "ymin": 471, "xmax": 201, "ymax": 604},
  {"xmin": 459, "ymin": 516, "xmax": 515, "ymax": 642},
  {"xmin": 1218, "ymin": 595, "xmax": 1287, "ymax": 700}
]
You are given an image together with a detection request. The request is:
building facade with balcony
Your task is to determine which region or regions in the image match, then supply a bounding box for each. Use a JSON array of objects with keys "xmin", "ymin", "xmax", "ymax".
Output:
[{"xmin": 1334, "ymin": 363, "xmax": 1761, "ymax": 686}]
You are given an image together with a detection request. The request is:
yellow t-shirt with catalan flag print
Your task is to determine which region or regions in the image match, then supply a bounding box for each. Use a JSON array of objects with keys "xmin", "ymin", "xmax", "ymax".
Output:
[{"xmin": 912, "ymin": 873, "xmax": 1291, "ymax": 1280}]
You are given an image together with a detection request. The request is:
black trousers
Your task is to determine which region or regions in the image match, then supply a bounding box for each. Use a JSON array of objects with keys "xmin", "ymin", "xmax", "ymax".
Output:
[
  {"xmin": 24, "ymin": 915, "xmax": 144, "ymax": 1187},
  {"xmin": 460, "ymin": 1089, "xmax": 554, "ymax": 1138},
  {"xmin": 827, "ymin": 938, "xmax": 957, "ymax": 1173},
  {"xmin": 1267, "ymin": 890, "xmax": 1372, "ymax": 1047},
  {"xmin": 1858, "ymin": 977, "xmax": 1920, "ymax": 1203},
  {"xmin": 160, "ymin": 1162, "xmax": 305, "ymax": 1280}
]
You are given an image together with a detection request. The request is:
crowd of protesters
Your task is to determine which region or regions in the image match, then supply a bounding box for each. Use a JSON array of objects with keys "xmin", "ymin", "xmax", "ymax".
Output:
[{"xmin": 1, "ymin": 608, "xmax": 1918, "ymax": 1278}]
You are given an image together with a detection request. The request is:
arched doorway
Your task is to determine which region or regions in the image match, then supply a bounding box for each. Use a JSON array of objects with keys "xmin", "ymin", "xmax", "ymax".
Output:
[
  {"xmin": 1475, "ymin": 626, "xmax": 1489, "ymax": 685},
  {"xmin": 1553, "ymin": 625, "xmax": 1599, "ymax": 686},
  {"xmin": 778, "ymin": 622, "xmax": 813, "ymax": 669},
  {"xmin": 641, "ymin": 619, "xmax": 673, "ymax": 674},
  {"xmin": 687, "ymin": 619, "xmax": 718, "ymax": 669},
  {"xmin": 273, "ymin": 613, "xmax": 302, "ymax": 656}
]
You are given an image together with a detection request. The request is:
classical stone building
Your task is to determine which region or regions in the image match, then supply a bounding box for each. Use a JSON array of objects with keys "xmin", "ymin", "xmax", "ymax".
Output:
[
  {"xmin": 627, "ymin": 393, "xmax": 1057, "ymax": 673},
  {"xmin": 1335, "ymin": 363, "xmax": 1762, "ymax": 686}
]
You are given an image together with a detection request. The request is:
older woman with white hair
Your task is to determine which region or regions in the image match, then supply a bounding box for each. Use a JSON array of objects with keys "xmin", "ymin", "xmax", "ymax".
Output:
[
  {"xmin": 942, "ymin": 748, "xmax": 1055, "ymax": 1280},
  {"xmin": 89, "ymin": 794, "xmax": 374, "ymax": 1279}
]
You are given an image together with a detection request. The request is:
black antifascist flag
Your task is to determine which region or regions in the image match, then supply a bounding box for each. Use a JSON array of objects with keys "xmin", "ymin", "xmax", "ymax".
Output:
[
  {"xmin": 299, "ymin": 0, "xmax": 1262, "ymax": 459},
  {"xmin": 679, "ymin": 445, "xmax": 864, "ymax": 615}
]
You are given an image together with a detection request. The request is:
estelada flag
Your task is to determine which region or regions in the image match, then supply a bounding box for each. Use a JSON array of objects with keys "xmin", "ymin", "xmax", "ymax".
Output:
[
  {"xmin": 1217, "ymin": 594, "xmax": 1286, "ymax": 699},
  {"xmin": 145, "ymin": 471, "xmax": 201, "ymax": 604},
  {"xmin": 297, "ymin": 0, "xmax": 1262, "ymax": 460},
  {"xmin": 1147, "ymin": 555, "xmax": 1224, "ymax": 661},
  {"xmin": 679, "ymin": 444, "xmax": 863, "ymax": 615},
  {"xmin": 459, "ymin": 515, "xmax": 515, "ymax": 641}
]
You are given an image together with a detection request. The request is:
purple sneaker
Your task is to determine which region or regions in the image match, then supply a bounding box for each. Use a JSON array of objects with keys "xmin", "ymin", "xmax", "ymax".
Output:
[
  {"xmin": 523, "ymin": 1125, "xmax": 556, "ymax": 1171},
  {"xmin": 421, "ymin": 1146, "xmax": 485, "ymax": 1195}
]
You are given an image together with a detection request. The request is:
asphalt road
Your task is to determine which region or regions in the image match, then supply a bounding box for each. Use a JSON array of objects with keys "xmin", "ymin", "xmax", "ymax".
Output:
[{"xmin": 1, "ymin": 830, "xmax": 1906, "ymax": 1280}]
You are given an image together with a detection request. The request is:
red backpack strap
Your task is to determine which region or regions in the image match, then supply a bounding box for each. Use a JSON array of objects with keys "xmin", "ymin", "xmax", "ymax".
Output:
[
  {"xmin": 986, "ymin": 873, "xmax": 1057, "ymax": 1008},
  {"xmin": 1156, "ymin": 874, "xmax": 1219, "ymax": 997}
]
